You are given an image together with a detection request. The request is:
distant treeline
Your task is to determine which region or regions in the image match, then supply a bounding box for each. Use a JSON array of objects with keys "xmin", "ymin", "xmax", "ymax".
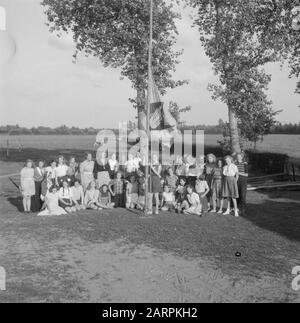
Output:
[{"xmin": 0, "ymin": 122, "xmax": 300, "ymax": 135}]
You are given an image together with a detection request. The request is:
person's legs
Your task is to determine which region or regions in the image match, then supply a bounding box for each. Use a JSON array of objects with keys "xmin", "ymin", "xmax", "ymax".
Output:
[
  {"xmin": 232, "ymin": 198, "xmax": 239, "ymax": 217},
  {"xmin": 23, "ymin": 197, "xmax": 27, "ymax": 212},
  {"xmin": 239, "ymin": 176, "xmax": 248, "ymax": 215},
  {"xmin": 154, "ymin": 193, "xmax": 160, "ymax": 214},
  {"xmin": 147, "ymin": 193, "xmax": 153, "ymax": 214},
  {"xmin": 223, "ymin": 198, "xmax": 231, "ymax": 214}
]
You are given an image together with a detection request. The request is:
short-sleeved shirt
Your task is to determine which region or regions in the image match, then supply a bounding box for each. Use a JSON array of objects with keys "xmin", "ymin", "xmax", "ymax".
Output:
[
  {"xmin": 223, "ymin": 164, "xmax": 238, "ymax": 177},
  {"xmin": 187, "ymin": 192, "xmax": 200, "ymax": 206},
  {"xmin": 55, "ymin": 164, "xmax": 69, "ymax": 178},
  {"xmin": 163, "ymin": 192, "xmax": 174, "ymax": 203},
  {"xmin": 111, "ymin": 179, "xmax": 124, "ymax": 194},
  {"xmin": 71, "ymin": 186, "xmax": 84, "ymax": 201},
  {"xmin": 195, "ymin": 180, "xmax": 209, "ymax": 194}
]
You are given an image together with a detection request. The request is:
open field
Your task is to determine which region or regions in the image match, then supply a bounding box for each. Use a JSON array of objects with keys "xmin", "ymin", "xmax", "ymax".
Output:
[
  {"xmin": 0, "ymin": 159, "xmax": 300, "ymax": 303},
  {"xmin": 1, "ymin": 134, "xmax": 300, "ymax": 158}
]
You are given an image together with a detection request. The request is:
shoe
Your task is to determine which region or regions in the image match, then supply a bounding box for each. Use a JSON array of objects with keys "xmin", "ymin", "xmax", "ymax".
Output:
[
  {"xmin": 223, "ymin": 210, "xmax": 231, "ymax": 215},
  {"xmin": 147, "ymin": 211, "xmax": 153, "ymax": 215},
  {"xmin": 155, "ymin": 210, "xmax": 159, "ymax": 215},
  {"xmin": 234, "ymin": 211, "xmax": 239, "ymax": 217},
  {"xmin": 217, "ymin": 210, "xmax": 223, "ymax": 214},
  {"xmin": 210, "ymin": 209, "xmax": 217, "ymax": 213}
]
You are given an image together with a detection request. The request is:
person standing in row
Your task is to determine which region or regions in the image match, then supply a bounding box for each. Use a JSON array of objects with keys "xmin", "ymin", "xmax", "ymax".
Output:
[
  {"xmin": 222, "ymin": 156, "xmax": 239, "ymax": 217},
  {"xmin": 80, "ymin": 153, "xmax": 95, "ymax": 191},
  {"xmin": 20, "ymin": 160, "xmax": 35, "ymax": 213},
  {"xmin": 55, "ymin": 156, "xmax": 69, "ymax": 187},
  {"xmin": 236, "ymin": 153, "xmax": 249, "ymax": 216},
  {"xmin": 94, "ymin": 151, "xmax": 111, "ymax": 188},
  {"xmin": 32, "ymin": 160, "xmax": 45, "ymax": 212},
  {"xmin": 147, "ymin": 154, "xmax": 162, "ymax": 215}
]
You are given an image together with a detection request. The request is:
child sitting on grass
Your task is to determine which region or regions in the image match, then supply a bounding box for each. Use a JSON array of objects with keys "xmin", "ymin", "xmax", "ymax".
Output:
[
  {"xmin": 182, "ymin": 185, "xmax": 202, "ymax": 216},
  {"xmin": 84, "ymin": 181, "xmax": 101, "ymax": 210},
  {"xmin": 175, "ymin": 178, "xmax": 187, "ymax": 213},
  {"xmin": 98, "ymin": 184, "xmax": 114, "ymax": 209},
  {"xmin": 161, "ymin": 185, "xmax": 175, "ymax": 212}
]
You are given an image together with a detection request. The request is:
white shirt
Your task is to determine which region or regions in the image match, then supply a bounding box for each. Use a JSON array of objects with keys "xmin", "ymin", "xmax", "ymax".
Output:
[
  {"xmin": 163, "ymin": 192, "xmax": 174, "ymax": 203},
  {"xmin": 108, "ymin": 159, "xmax": 118, "ymax": 171},
  {"xmin": 55, "ymin": 164, "xmax": 69, "ymax": 178},
  {"xmin": 46, "ymin": 166, "xmax": 56, "ymax": 179},
  {"xmin": 223, "ymin": 164, "xmax": 238, "ymax": 177}
]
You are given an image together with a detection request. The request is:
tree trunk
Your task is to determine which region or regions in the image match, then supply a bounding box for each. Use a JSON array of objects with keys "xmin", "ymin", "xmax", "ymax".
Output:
[{"xmin": 228, "ymin": 106, "xmax": 241, "ymax": 154}]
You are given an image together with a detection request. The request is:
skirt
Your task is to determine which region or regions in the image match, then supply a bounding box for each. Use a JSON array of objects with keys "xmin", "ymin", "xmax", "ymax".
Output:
[
  {"xmin": 212, "ymin": 179, "xmax": 223, "ymax": 200},
  {"xmin": 97, "ymin": 171, "xmax": 111, "ymax": 188},
  {"xmin": 81, "ymin": 173, "xmax": 94, "ymax": 191},
  {"xmin": 222, "ymin": 176, "xmax": 239, "ymax": 199},
  {"xmin": 22, "ymin": 178, "xmax": 35, "ymax": 197},
  {"xmin": 149, "ymin": 175, "xmax": 161, "ymax": 194}
]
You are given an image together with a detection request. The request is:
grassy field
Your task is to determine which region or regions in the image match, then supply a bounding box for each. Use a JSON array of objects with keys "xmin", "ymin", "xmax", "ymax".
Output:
[{"xmin": 0, "ymin": 151, "xmax": 300, "ymax": 303}]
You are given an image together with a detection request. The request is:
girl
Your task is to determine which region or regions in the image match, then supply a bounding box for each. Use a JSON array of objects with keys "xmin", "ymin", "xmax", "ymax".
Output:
[
  {"xmin": 137, "ymin": 176, "xmax": 146, "ymax": 211},
  {"xmin": 58, "ymin": 181, "xmax": 77, "ymax": 213},
  {"xmin": 236, "ymin": 153, "xmax": 249, "ymax": 216},
  {"xmin": 84, "ymin": 181, "xmax": 101, "ymax": 210},
  {"xmin": 195, "ymin": 175, "xmax": 210, "ymax": 214},
  {"xmin": 175, "ymin": 178, "xmax": 187, "ymax": 213},
  {"xmin": 98, "ymin": 185, "xmax": 114, "ymax": 209},
  {"xmin": 109, "ymin": 171, "xmax": 125, "ymax": 208},
  {"xmin": 126, "ymin": 175, "xmax": 139, "ymax": 209},
  {"xmin": 55, "ymin": 156, "xmax": 69, "ymax": 187},
  {"xmin": 185, "ymin": 155, "xmax": 202, "ymax": 186},
  {"xmin": 211, "ymin": 159, "xmax": 224, "ymax": 213},
  {"xmin": 66, "ymin": 156, "xmax": 78, "ymax": 186},
  {"xmin": 175, "ymin": 155, "xmax": 186, "ymax": 177},
  {"xmin": 133, "ymin": 152, "xmax": 142, "ymax": 172},
  {"xmin": 32, "ymin": 160, "xmax": 45, "ymax": 212},
  {"xmin": 80, "ymin": 152, "xmax": 95, "ymax": 192},
  {"xmin": 108, "ymin": 153, "xmax": 119, "ymax": 178},
  {"xmin": 125, "ymin": 154, "xmax": 136, "ymax": 179},
  {"xmin": 161, "ymin": 185, "xmax": 175, "ymax": 212},
  {"xmin": 20, "ymin": 159, "xmax": 35, "ymax": 213},
  {"xmin": 45, "ymin": 160, "xmax": 57, "ymax": 186},
  {"xmin": 222, "ymin": 156, "xmax": 239, "ymax": 217},
  {"xmin": 71, "ymin": 179, "xmax": 86, "ymax": 211},
  {"xmin": 94, "ymin": 151, "xmax": 111, "ymax": 188},
  {"xmin": 205, "ymin": 154, "xmax": 217, "ymax": 210},
  {"xmin": 38, "ymin": 186, "xmax": 67, "ymax": 217},
  {"xmin": 182, "ymin": 185, "xmax": 202, "ymax": 216},
  {"xmin": 166, "ymin": 168, "xmax": 178, "ymax": 193},
  {"xmin": 147, "ymin": 154, "xmax": 162, "ymax": 215}
]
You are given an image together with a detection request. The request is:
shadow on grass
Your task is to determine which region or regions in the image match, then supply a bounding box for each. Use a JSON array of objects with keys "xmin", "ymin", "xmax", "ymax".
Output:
[
  {"xmin": 245, "ymin": 198, "xmax": 300, "ymax": 243},
  {"xmin": 7, "ymin": 196, "xmax": 23, "ymax": 212}
]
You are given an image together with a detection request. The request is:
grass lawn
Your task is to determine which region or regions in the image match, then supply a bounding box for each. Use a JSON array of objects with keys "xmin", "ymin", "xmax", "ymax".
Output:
[{"xmin": 0, "ymin": 153, "xmax": 300, "ymax": 303}]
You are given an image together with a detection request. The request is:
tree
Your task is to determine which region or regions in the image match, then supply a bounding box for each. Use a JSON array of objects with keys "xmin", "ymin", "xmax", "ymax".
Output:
[
  {"xmin": 41, "ymin": 0, "xmax": 187, "ymax": 130},
  {"xmin": 188, "ymin": 0, "xmax": 281, "ymax": 153}
]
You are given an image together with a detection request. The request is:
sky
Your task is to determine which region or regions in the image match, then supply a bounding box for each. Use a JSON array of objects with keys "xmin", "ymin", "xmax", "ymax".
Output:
[{"xmin": 0, "ymin": 0, "xmax": 299, "ymax": 129}]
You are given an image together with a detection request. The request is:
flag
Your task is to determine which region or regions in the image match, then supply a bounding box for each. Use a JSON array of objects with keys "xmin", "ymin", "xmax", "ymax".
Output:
[{"xmin": 141, "ymin": 68, "xmax": 178, "ymax": 132}]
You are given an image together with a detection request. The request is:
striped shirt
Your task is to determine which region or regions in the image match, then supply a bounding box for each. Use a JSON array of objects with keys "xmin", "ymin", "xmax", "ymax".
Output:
[{"xmin": 236, "ymin": 162, "xmax": 249, "ymax": 177}]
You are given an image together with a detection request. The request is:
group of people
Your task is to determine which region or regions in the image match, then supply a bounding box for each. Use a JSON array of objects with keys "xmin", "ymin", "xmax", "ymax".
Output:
[{"xmin": 19, "ymin": 150, "xmax": 248, "ymax": 217}]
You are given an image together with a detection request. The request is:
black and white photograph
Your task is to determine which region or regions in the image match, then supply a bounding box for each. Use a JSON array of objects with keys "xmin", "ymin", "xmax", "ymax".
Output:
[{"xmin": 0, "ymin": 0, "xmax": 299, "ymax": 305}]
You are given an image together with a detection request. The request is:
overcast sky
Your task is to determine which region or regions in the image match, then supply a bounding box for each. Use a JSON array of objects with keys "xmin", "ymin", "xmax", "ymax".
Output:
[{"xmin": 0, "ymin": 0, "xmax": 299, "ymax": 128}]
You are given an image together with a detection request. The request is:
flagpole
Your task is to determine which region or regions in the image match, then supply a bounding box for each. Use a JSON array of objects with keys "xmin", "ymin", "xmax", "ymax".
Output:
[{"xmin": 144, "ymin": 0, "xmax": 153, "ymax": 215}]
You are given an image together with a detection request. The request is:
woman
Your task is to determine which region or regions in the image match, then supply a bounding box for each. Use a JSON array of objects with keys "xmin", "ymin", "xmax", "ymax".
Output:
[
  {"xmin": 94, "ymin": 152, "xmax": 111, "ymax": 188},
  {"xmin": 32, "ymin": 160, "xmax": 45, "ymax": 212},
  {"xmin": 66, "ymin": 156, "xmax": 79, "ymax": 186},
  {"xmin": 108, "ymin": 153, "xmax": 119, "ymax": 178},
  {"xmin": 20, "ymin": 160, "xmax": 35, "ymax": 213},
  {"xmin": 222, "ymin": 156, "xmax": 239, "ymax": 217},
  {"xmin": 205, "ymin": 154, "xmax": 217, "ymax": 210},
  {"xmin": 58, "ymin": 181, "xmax": 77, "ymax": 213},
  {"xmin": 185, "ymin": 155, "xmax": 202, "ymax": 186},
  {"xmin": 147, "ymin": 154, "xmax": 162, "ymax": 215},
  {"xmin": 80, "ymin": 152, "xmax": 95, "ymax": 191},
  {"xmin": 235, "ymin": 153, "xmax": 249, "ymax": 216},
  {"xmin": 45, "ymin": 160, "xmax": 57, "ymax": 186},
  {"xmin": 38, "ymin": 186, "xmax": 67, "ymax": 217},
  {"xmin": 211, "ymin": 159, "xmax": 224, "ymax": 213},
  {"xmin": 55, "ymin": 156, "xmax": 69, "ymax": 187}
]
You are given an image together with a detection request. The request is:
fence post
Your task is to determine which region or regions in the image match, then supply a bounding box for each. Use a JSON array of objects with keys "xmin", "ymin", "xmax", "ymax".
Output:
[{"xmin": 292, "ymin": 164, "xmax": 296, "ymax": 182}]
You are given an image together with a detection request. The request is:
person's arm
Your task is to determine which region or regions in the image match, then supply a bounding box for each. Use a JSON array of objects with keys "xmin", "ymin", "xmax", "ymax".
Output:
[
  {"xmin": 202, "ymin": 181, "xmax": 210, "ymax": 198},
  {"xmin": 108, "ymin": 181, "xmax": 115, "ymax": 196},
  {"xmin": 108, "ymin": 192, "xmax": 112, "ymax": 204},
  {"xmin": 160, "ymin": 194, "xmax": 165, "ymax": 208},
  {"xmin": 151, "ymin": 165, "xmax": 162, "ymax": 178}
]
